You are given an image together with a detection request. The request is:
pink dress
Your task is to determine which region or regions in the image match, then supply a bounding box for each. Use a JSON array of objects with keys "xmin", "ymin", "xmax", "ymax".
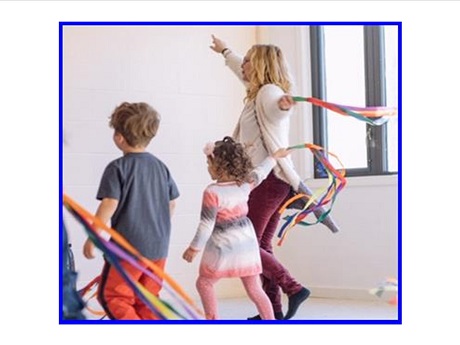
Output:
[{"xmin": 189, "ymin": 157, "xmax": 276, "ymax": 279}]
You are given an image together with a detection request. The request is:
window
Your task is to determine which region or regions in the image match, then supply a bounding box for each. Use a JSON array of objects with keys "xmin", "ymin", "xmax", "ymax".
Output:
[{"xmin": 310, "ymin": 25, "xmax": 400, "ymax": 177}]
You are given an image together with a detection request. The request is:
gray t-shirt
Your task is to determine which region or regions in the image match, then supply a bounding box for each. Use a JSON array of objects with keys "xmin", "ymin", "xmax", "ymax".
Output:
[{"xmin": 97, "ymin": 152, "xmax": 180, "ymax": 259}]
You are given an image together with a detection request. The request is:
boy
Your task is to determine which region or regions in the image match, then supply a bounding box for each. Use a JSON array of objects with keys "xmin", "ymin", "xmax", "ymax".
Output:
[{"xmin": 83, "ymin": 102, "xmax": 180, "ymax": 320}]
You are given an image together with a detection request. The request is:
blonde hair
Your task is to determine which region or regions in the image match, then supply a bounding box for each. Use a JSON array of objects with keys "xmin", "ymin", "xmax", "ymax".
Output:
[
  {"xmin": 109, "ymin": 102, "xmax": 160, "ymax": 147},
  {"xmin": 244, "ymin": 44, "xmax": 292, "ymax": 102}
]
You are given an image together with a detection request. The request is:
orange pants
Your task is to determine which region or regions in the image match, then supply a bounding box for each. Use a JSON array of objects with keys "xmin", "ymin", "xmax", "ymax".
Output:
[{"xmin": 97, "ymin": 257, "xmax": 166, "ymax": 320}]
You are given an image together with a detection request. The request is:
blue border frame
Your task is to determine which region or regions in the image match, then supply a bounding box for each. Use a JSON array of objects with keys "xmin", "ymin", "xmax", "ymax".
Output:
[{"xmin": 59, "ymin": 21, "xmax": 402, "ymax": 325}]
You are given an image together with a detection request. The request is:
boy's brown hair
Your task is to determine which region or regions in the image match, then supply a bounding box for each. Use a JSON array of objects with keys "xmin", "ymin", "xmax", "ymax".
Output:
[{"xmin": 109, "ymin": 102, "xmax": 160, "ymax": 147}]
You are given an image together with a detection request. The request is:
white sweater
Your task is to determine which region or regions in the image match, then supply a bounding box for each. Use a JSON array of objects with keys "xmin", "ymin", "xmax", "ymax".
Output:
[
  {"xmin": 226, "ymin": 52, "xmax": 302, "ymax": 191},
  {"xmin": 224, "ymin": 51, "xmax": 340, "ymax": 233}
]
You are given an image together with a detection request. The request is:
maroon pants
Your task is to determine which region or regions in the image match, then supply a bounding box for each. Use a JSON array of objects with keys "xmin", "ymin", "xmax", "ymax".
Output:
[{"xmin": 247, "ymin": 171, "xmax": 303, "ymax": 314}]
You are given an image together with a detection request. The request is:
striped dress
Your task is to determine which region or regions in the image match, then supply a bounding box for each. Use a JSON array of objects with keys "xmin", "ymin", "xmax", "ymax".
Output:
[{"xmin": 189, "ymin": 157, "xmax": 276, "ymax": 279}]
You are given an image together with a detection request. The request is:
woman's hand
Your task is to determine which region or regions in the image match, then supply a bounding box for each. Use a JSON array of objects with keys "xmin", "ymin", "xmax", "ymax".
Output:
[
  {"xmin": 210, "ymin": 34, "xmax": 228, "ymax": 54},
  {"xmin": 278, "ymin": 95, "xmax": 296, "ymax": 111},
  {"xmin": 272, "ymin": 148, "xmax": 292, "ymax": 159}
]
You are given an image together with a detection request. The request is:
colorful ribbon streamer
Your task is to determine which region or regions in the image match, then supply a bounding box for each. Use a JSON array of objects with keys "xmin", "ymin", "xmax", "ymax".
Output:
[
  {"xmin": 277, "ymin": 143, "xmax": 346, "ymax": 246},
  {"xmin": 63, "ymin": 193, "xmax": 204, "ymax": 320},
  {"xmin": 78, "ymin": 275, "xmax": 106, "ymax": 318},
  {"xmin": 369, "ymin": 277, "xmax": 398, "ymax": 306},
  {"xmin": 292, "ymin": 96, "xmax": 397, "ymax": 126}
]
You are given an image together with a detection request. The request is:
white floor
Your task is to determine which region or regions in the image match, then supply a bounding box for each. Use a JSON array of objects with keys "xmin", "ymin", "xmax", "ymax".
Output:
[
  {"xmin": 82, "ymin": 295, "xmax": 399, "ymax": 322},
  {"xmin": 217, "ymin": 296, "xmax": 399, "ymax": 321}
]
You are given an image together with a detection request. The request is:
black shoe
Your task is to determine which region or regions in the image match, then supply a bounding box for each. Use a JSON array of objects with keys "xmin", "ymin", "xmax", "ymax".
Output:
[
  {"xmin": 247, "ymin": 312, "xmax": 284, "ymax": 320},
  {"xmin": 284, "ymin": 287, "xmax": 310, "ymax": 320}
]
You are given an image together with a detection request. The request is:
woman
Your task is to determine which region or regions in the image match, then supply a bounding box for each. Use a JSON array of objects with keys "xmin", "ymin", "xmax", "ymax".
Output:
[{"xmin": 210, "ymin": 35, "xmax": 340, "ymax": 320}]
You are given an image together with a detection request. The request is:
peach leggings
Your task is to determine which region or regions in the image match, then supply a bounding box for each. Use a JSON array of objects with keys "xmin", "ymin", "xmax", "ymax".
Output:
[{"xmin": 196, "ymin": 274, "xmax": 275, "ymax": 320}]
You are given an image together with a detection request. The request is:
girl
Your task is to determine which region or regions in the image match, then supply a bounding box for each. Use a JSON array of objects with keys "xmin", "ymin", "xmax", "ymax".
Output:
[{"xmin": 182, "ymin": 136, "xmax": 290, "ymax": 320}]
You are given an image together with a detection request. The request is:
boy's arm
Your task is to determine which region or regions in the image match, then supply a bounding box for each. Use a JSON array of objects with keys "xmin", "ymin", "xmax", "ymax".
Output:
[
  {"xmin": 169, "ymin": 198, "xmax": 177, "ymax": 217},
  {"xmin": 83, "ymin": 198, "xmax": 118, "ymax": 259}
]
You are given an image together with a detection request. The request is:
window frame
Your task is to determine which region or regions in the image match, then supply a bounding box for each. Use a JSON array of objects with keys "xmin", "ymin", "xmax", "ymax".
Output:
[{"xmin": 310, "ymin": 25, "xmax": 398, "ymax": 178}]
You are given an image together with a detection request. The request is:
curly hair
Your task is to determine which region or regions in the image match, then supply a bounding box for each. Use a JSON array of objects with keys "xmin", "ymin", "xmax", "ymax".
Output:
[
  {"xmin": 210, "ymin": 136, "xmax": 253, "ymax": 185},
  {"xmin": 244, "ymin": 44, "xmax": 292, "ymax": 102},
  {"xmin": 109, "ymin": 102, "xmax": 160, "ymax": 147}
]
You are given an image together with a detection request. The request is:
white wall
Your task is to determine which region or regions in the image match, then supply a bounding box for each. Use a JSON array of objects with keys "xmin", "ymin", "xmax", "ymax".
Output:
[
  {"xmin": 63, "ymin": 25, "xmax": 398, "ymax": 304},
  {"xmin": 63, "ymin": 25, "xmax": 256, "ymax": 299}
]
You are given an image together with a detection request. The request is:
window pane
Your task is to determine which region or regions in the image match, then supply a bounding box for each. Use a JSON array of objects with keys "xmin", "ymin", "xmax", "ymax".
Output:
[
  {"xmin": 384, "ymin": 25, "xmax": 399, "ymax": 173},
  {"xmin": 324, "ymin": 26, "xmax": 367, "ymax": 169}
]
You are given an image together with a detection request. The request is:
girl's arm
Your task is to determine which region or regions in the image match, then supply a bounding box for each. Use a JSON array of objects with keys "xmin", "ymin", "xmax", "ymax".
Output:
[
  {"xmin": 249, "ymin": 148, "xmax": 292, "ymax": 188},
  {"xmin": 182, "ymin": 188, "xmax": 218, "ymax": 263}
]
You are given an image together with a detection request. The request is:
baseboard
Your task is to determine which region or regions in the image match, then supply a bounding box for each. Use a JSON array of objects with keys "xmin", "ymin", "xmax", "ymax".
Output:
[
  {"xmin": 78, "ymin": 278, "xmax": 382, "ymax": 303},
  {"xmin": 310, "ymin": 286, "xmax": 378, "ymax": 301},
  {"xmin": 217, "ymin": 285, "xmax": 380, "ymax": 302}
]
